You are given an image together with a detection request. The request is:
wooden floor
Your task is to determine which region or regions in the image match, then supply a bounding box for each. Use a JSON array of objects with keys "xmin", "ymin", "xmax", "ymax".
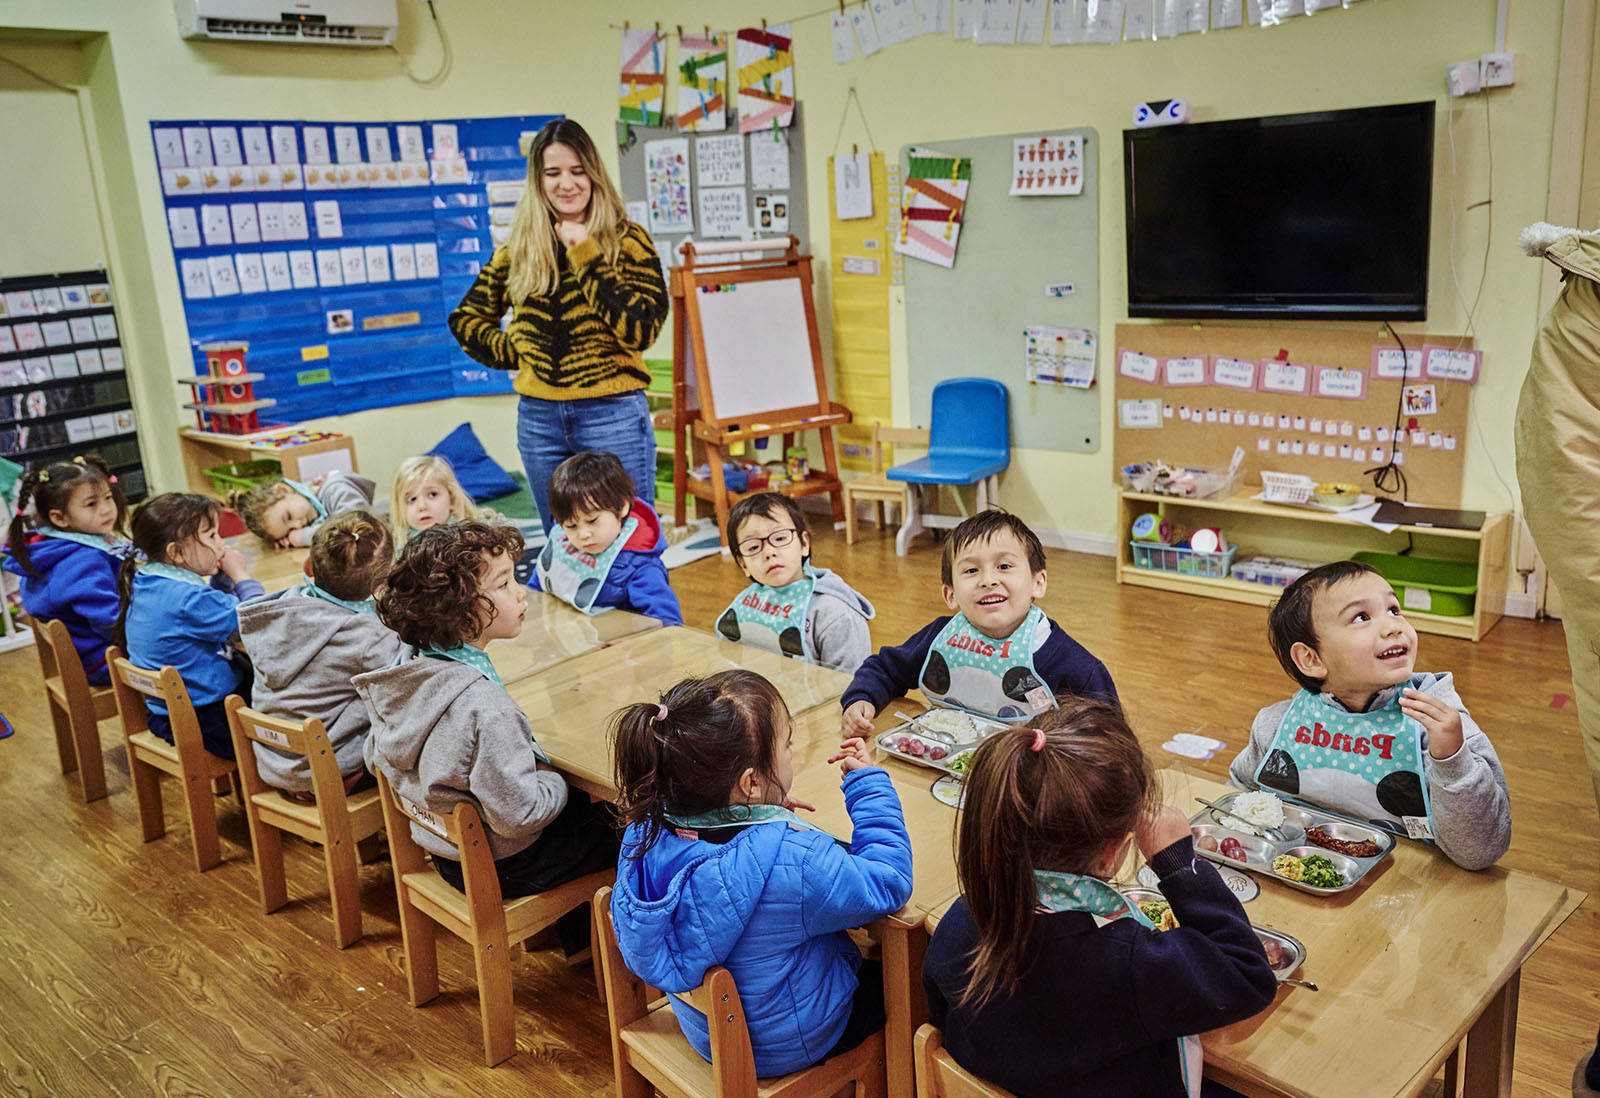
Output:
[{"xmin": 0, "ymin": 518, "xmax": 1593, "ymax": 1098}]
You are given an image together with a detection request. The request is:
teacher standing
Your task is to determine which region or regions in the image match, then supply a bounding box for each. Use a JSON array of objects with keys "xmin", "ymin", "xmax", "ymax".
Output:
[{"xmin": 448, "ymin": 118, "xmax": 669, "ymax": 531}]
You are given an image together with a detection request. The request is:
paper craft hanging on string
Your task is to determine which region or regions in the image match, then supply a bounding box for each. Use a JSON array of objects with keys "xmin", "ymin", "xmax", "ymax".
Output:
[
  {"xmin": 976, "ymin": 0, "xmax": 1022, "ymax": 42},
  {"xmin": 1025, "ymin": 325, "xmax": 1097, "ymax": 388},
  {"xmin": 871, "ymin": 0, "xmax": 921, "ymax": 45},
  {"xmin": 1009, "ymin": 135, "xmax": 1083, "ymax": 195},
  {"xmin": 618, "ymin": 27, "xmax": 666, "ymax": 126},
  {"xmin": 676, "ymin": 31, "xmax": 728, "ymax": 132},
  {"xmin": 736, "ymin": 24, "xmax": 796, "ymax": 135},
  {"xmin": 644, "ymin": 138, "xmax": 693, "ymax": 235},
  {"xmin": 894, "ymin": 146, "xmax": 970, "ymax": 269},
  {"xmin": 1016, "ymin": 0, "xmax": 1050, "ymax": 43}
]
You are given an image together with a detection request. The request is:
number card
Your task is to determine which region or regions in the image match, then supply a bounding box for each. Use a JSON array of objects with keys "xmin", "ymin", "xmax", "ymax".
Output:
[{"xmin": 1258, "ymin": 359, "xmax": 1309, "ymax": 395}]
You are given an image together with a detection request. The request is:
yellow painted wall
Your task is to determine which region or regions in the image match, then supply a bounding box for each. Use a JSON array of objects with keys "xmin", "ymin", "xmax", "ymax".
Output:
[{"xmin": 1, "ymin": 1, "xmax": 1562, "ymax": 542}]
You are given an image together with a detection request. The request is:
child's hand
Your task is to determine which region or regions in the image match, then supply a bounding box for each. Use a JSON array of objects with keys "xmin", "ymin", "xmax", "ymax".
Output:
[
  {"xmin": 217, "ymin": 546, "xmax": 251, "ymax": 582},
  {"xmin": 829, "ymin": 737, "xmax": 873, "ymax": 775},
  {"xmin": 1401, "ymin": 688, "xmax": 1465, "ymax": 759},
  {"xmin": 555, "ymin": 220, "xmax": 589, "ymax": 249},
  {"xmin": 841, "ymin": 700, "xmax": 877, "ymax": 739},
  {"xmin": 781, "ymin": 793, "xmax": 817, "ymax": 813},
  {"xmin": 271, "ymin": 534, "xmax": 292, "ymax": 550},
  {"xmin": 1135, "ymin": 804, "xmax": 1192, "ymax": 860},
  {"xmin": 288, "ymin": 526, "xmax": 313, "ymax": 548},
  {"xmin": 306, "ymin": 473, "xmax": 327, "ymax": 491}
]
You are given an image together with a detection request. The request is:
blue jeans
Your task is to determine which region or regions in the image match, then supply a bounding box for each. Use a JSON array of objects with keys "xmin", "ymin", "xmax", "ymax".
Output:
[{"xmin": 517, "ymin": 391, "xmax": 656, "ymax": 531}]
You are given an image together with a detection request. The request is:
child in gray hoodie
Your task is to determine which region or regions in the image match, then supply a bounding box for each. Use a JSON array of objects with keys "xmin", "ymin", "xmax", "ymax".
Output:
[
  {"xmin": 715, "ymin": 493, "xmax": 876, "ymax": 675},
  {"xmin": 238, "ymin": 511, "xmax": 403, "ymax": 798},
  {"xmin": 356, "ymin": 521, "xmax": 617, "ymax": 947}
]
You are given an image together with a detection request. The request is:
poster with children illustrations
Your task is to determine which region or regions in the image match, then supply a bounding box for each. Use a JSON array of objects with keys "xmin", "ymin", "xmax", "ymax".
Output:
[
  {"xmin": 644, "ymin": 138, "xmax": 693, "ymax": 235},
  {"xmin": 1010, "ymin": 135, "xmax": 1083, "ymax": 195},
  {"xmin": 736, "ymin": 24, "xmax": 796, "ymax": 134},
  {"xmin": 618, "ymin": 28, "xmax": 667, "ymax": 126}
]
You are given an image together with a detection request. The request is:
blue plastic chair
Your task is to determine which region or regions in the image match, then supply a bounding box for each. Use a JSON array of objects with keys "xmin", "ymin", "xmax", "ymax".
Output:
[{"xmin": 885, "ymin": 378, "xmax": 1010, "ymax": 555}]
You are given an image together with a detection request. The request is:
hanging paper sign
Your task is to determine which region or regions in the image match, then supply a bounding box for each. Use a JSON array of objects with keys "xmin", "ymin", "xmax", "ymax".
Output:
[
  {"xmin": 736, "ymin": 24, "xmax": 796, "ymax": 134},
  {"xmin": 1371, "ymin": 345, "xmax": 1424, "ymax": 380},
  {"xmin": 1117, "ymin": 349, "xmax": 1159, "ymax": 383},
  {"xmin": 894, "ymin": 146, "xmax": 969, "ymax": 269},
  {"xmin": 1313, "ymin": 366, "xmax": 1368, "ymax": 400},
  {"xmin": 1118, "ymin": 398, "xmax": 1163, "ymax": 428},
  {"xmin": 1258, "ymin": 359, "xmax": 1310, "ymax": 395},
  {"xmin": 618, "ymin": 28, "xmax": 667, "ymax": 126},
  {"xmin": 676, "ymin": 32, "xmax": 728, "ymax": 132},
  {"xmin": 1210, "ymin": 356, "xmax": 1257, "ymax": 390},
  {"xmin": 1162, "ymin": 355, "xmax": 1208, "ymax": 386},
  {"xmin": 1422, "ymin": 345, "xmax": 1482, "ymax": 384}
]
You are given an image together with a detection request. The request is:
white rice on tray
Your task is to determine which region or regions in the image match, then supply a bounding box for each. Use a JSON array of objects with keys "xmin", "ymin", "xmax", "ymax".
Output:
[
  {"xmin": 916, "ymin": 709, "xmax": 981, "ymax": 738},
  {"xmin": 1231, "ymin": 790, "xmax": 1285, "ymax": 828}
]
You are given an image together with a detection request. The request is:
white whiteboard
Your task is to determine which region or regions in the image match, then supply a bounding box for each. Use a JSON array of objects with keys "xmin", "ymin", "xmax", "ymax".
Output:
[{"xmin": 694, "ymin": 277, "xmax": 821, "ymax": 421}]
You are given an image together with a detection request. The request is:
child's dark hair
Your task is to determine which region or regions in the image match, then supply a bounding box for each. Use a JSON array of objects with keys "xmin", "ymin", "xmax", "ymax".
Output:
[
  {"xmin": 611, "ymin": 670, "xmax": 789, "ymax": 856},
  {"xmin": 113, "ymin": 493, "xmax": 223, "ymax": 651},
  {"xmin": 725, "ymin": 492, "xmax": 810, "ymax": 563},
  {"xmin": 229, "ymin": 479, "xmax": 293, "ymax": 542},
  {"xmin": 309, "ymin": 510, "xmax": 393, "ymax": 602},
  {"xmin": 548, "ymin": 450, "xmax": 635, "ymax": 524},
  {"xmin": 955, "ymin": 697, "xmax": 1155, "ymax": 1009},
  {"xmin": 377, "ymin": 521, "xmax": 524, "ymax": 650},
  {"xmin": 5, "ymin": 455, "xmax": 127, "ymax": 578},
  {"xmin": 940, "ymin": 509, "xmax": 1047, "ymax": 586},
  {"xmin": 1268, "ymin": 560, "xmax": 1385, "ymax": 692}
]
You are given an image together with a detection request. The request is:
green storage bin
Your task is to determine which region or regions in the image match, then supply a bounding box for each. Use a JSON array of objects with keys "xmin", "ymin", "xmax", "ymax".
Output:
[
  {"xmin": 1350, "ymin": 551, "xmax": 1477, "ymax": 617},
  {"xmin": 205, "ymin": 459, "xmax": 282, "ymax": 496}
]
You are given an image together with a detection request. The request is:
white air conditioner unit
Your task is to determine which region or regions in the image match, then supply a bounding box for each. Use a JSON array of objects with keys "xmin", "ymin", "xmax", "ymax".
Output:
[{"xmin": 175, "ymin": 0, "xmax": 398, "ymax": 46}]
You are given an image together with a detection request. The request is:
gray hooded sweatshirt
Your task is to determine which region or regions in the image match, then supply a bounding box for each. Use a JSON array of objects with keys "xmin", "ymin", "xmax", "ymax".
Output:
[
  {"xmin": 237, "ymin": 586, "xmax": 405, "ymax": 792},
  {"xmin": 716, "ymin": 566, "xmax": 877, "ymax": 675},
  {"xmin": 355, "ymin": 655, "xmax": 568, "ymax": 860}
]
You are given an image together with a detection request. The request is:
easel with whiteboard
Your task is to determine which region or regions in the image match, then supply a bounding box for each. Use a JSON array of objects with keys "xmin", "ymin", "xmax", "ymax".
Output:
[{"xmin": 670, "ymin": 236, "xmax": 851, "ymax": 545}]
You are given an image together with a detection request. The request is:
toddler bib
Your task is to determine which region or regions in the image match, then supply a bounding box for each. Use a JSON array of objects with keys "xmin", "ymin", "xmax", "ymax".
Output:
[
  {"xmin": 918, "ymin": 606, "xmax": 1056, "ymax": 721},
  {"xmin": 716, "ymin": 565, "xmax": 816, "ymax": 661},
  {"xmin": 534, "ymin": 516, "xmax": 638, "ymax": 614}
]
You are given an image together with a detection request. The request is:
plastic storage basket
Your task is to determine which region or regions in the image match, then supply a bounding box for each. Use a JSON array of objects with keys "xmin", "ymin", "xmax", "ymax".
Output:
[
  {"xmin": 204, "ymin": 459, "xmax": 282, "ymax": 496},
  {"xmin": 1231, "ymin": 556, "xmax": 1314, "ymax": 587},
  {"xmin": 1129, "ymin": 540, "xmax": 1238, "ymax": 578},
  {"xmin": 1350, "ymin": 551, "xmax": 1478, "ymax": 616},
  {"xmin": 1258, "ymin": 471, "xmax": 1316, "ymax": 505}
]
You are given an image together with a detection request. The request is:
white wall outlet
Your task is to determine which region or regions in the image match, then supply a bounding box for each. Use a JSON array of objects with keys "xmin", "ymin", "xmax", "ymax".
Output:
[
  {"xmin": 1446, "ymin": 60, "xmax": 1482, "ymax": 97},
  {"xmin": 1481, "ymin": 51, "xmax": 1516, "ymax": 87}
]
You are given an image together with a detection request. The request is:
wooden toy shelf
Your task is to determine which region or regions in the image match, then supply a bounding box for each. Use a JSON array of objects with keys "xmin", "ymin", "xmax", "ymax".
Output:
[{"xmin": 1115, "ymin": 487, "xmax": 1511, "ymax": 642}]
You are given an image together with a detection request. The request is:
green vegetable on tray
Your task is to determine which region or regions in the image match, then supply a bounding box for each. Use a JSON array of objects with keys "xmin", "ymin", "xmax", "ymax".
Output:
[
  {"xmin": 1299, "ymin": 853, "xmax": 1343, "ymax": 888},
  {"xmin": 947, "ymin": 751, "xmax": 974, "ymax": 776}
]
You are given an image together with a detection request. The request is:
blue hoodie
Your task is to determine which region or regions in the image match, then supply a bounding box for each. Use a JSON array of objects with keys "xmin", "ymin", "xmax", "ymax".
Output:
[
  {"xmin": 608, "ymin": 767, "xmax": 913, "ymax": 1077},
  {"xmin": 2, "ymin": 534, "xmax": 125, "ymax": 684},
  {"xmin": 527, "ymin": 497, "xmax": 682, "ymax": 625}
]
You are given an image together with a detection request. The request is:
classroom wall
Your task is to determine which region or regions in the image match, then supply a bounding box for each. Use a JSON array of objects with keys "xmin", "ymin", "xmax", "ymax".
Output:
[{"xmin": 0, "ymin": 1, "xmax": 1564, "ymax": 546}]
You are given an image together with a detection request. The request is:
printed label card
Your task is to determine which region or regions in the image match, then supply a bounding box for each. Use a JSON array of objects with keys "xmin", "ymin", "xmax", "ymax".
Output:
[
  {"xmin": 1178, "ymin": 405, "xmax": 1191, "ymax": 420},
  {"xmin": 1276, "ymin": 439, "xmax": 1290, "ymax": 455},
  {"xmin": 5, "ymin": 290, "xmax": 37, "ymax": 316},
  {"xmin": 167, "ymin": 208, "xmax": 201, "ymax": 249},
  {"xmin": 396, "ymin": 124, "xmax": 425, "ymax": 162},
  {"xmin": 339, "ymin": 246, "xmax": 368, "ymax": 284},
  {"xmin": 1163, "ymin": 403, "xmax": 1174, "ymax": 418},
  {"xmin": 1428, "ymin": 430, "xmax": 1443, "ymax": 449},
  {"xmin": 76, "ymin": 348, "xmax": 103, "ymax": 374},
  {"xmin": 1257, "ymin": 437, "xmax": 1271, "ymax": 451},
  {"xmin": 229, "ymin": 203, "xmax": 261, "ymax": 244},
  {"xmin": 257, "ymin": 202, "xmax": 284, "ymax": 242},
  {"xmin": 177, "ymin": 259, "xmax": 215, "ymax": 302},
  {"xmin": 68, "ymin": 316, "xmax": 97, "ymax": 343},
  {"xmin": 1410, "ymin": 427, "xmax": 1428, "ymax": 445},
  {"xmin": 201, "ymin": 205, "xmax": 232, "ymax": 247},
  {"xmin": 315, "ymin": 249, "xmax": 344, "ymax": 287},
  {"xmin": 1204, "ymin": 408, "xmax": 1218, "ymax": 423},
  {"xmin": 235, "ymin": 253, "xmax": 269, "ymax": 295},
  {"xmin": 1376, "ymin": 425, "xmax": 1391, "ymax": 441},
  {"xmin": 206, "ymin": 255, "xmax": 240, "ymax": 296},
  {"xmin": 1293, "ymin": 415, "xmax": 1307, "ymax": 430},
  {"xmin": 1232, "ymin": 410, "xmax": 1245, "ymax": 426},
  {"xmin": 41, "ymin": 320, "xmax": 71, "ymax": 347},
  {"xmin": 333, "ymin": 125, "xmax": 362, "ymax": 164},
  {"xmin": 0, "ymin": 327, "xmax": 13, "ymax": 355},
  {"xmin": 835, "ymin": 152, "xmax": 873, "ymax": 220},
  {"xmin": 182, "ymin": 126, "xmax": 215, "ymax": 167},
  {"xmin": 1443, "ymin": 434, "xmax": 1457, "ymax": 451},
  {"xmin": 271, "ymin": 125, "xmax": 300, "ymax": 165},
  {"xmin": 1277, "ymin": 414, "xmax": 1290, "ymax": 430},
  {"xmin": 1353, "ymin": 446, "xmax": 1367, "ymax": 462},
  {"xmin": 92, "ymin": 314, "xmax": 117, "ymax": 341},
  {"xmin": 1117, "ymin": 349, "xmax": 1160, "ymax": 383},
  {"xmin": 1291, "ymin": 440, "xmax": 1304, "ymax": 455},
  {"xmin": 241, "ymin": 126, "xmax": 272, "ymax": 165},
  {"xmin": 1210, "ymin": 356, "xmax": 1256, "ymax": 390},
  {"xmin": 1339, "ymin": 420, "xmax": 1354, "ymax": 436},
  {"xmin": 364, "ymin": 126, "xmax": 393, "ymax": 163},
  {"xmin": 154, "ymin": 127, "xmax": 185, "ymax": 168},
  {"xmin": 414, "ymin": 242, "xmax": 439, "ymax": 279},
  {"xmin": 1118, "ymin": 398, "xmax": 1163, "ymax": 428},
  {"xmin": 262, "ymin": 252, "xmax": 294, "ymax": 292},
  {"xmin": 1258, "ymin": 359, "xmax": 1309, "ymax": 394},
  {"xmin": 301, "ymin": 126, "xmax": 331, "ymax": 165},
  {"xmin": 1323, "ymin": 418, "xmax": 1340, "ymax": 437},
  {"xmin": 313, "ymin": 199, "xmax": 343, "ymax": 238},
  {"xmin": 363, "ymin": 244, "xmax": 391, "ymax": 282},
  {"xmin": 1247, "ymin": 411, "xmax": 1261, "ymax": 427},
  {"xmin": 1307, "ymin": 441, "xmax": 1321, "ymax": 456},
  {"xmin": 60, "ymin": 285, "xmax": 89, "ymax": 310},
  {"xmin": 1314, "ymin": 365, "xmax": 1367, "ymax": 400},
  {"xmin": 50, "ymin": 352, "xmax": 79, "ymax": 378},
  {"xmin": 1368, "ymin": 445, "xmax": 1382, "ymax": 462},
  {"xmin": 1393, "ymin": 448, "xmax": 1405, "ymax": 466},
  {"xmin": 1371, "ymin": 345, "xmax": 1424, "ymax": 381},
  {"xmin": 210, "ymin": 126, "xmax": 242, "ymax": 166},
  {"xmin": 13, "ymin": 321, "xmax": 43, "ymax": 350},
  {"xmin": 1162, "ymin": 355, "xmax": 1208, "ymax": 386},
  {"xmin": 390, "ymin": 243, "xmax": 417, "ymax": 280},
  {"xmin": 282, "ymin": 202, "xmax": 310, "ymax": 240},
  {"xmin": 1423, "ymin": 345, "xmax": 1481, "ymax": 384},
  {"xmin": 289, "ymin": 250, "xmax": 318, "ymax": 289},
  {"xmin": 33, "ymin": 287, "xmax": 64, "ymax": 313},
  {"xmin": 1401, "ymin": 384, "xmax": 1437, "ymax": 416}
]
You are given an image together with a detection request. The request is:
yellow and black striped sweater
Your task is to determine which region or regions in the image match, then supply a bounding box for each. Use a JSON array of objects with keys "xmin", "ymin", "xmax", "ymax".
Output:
[{"xmin": 447, "ymin": 222, "xmax": 669, "ymax": 401}]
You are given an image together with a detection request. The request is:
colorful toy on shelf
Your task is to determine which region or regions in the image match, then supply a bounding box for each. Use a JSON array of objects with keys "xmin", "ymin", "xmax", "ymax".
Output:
[{"xmin": 176, "ymin": 341, "xmax": 277, "ymax": 435}]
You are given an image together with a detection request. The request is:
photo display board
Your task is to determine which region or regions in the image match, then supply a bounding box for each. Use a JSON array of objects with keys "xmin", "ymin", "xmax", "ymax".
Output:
[{"xmin": 150, "ymin": 114, "xmax": 557, "ymax": 421}]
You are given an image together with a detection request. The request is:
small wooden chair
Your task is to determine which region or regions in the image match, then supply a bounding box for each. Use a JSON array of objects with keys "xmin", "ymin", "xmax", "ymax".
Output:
[
  {"xmin": 105, "ymin": 646, "xmax": 239, "ymax": 872},
  {"xmin": 595, "ymin": 884, "xmax": 888, "ymax": 1098},
  {"xmin": 25, "ymin": 615, "xmax": 118, "ymax": 802},
  {"xmin": 913, "ymin": 1024, "xmax": 1014, "ymax": 1097},
  {"xmin": 843, "ymin": 425, "xmax": 930, "ymax": 546},
  {"xmin": 376, "ymin": 772, "xmax": 615, "ymax": 1066},
  {"xmin": 225, "ymin": 697, "xmax": 385, "ymax": 949}
]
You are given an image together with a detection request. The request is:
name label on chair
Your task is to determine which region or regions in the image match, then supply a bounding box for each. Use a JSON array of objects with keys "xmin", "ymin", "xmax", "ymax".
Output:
[
  {"xmin": 400, "ymin": 795, "xmax": 448, "ymax": 837},
  {"xmin": 124, "ymin": 669, "xmax": 159, "ymax": 695},
  {"xmin": 255, "ymin": 727, "xmax": 292, "ymax": 748}
]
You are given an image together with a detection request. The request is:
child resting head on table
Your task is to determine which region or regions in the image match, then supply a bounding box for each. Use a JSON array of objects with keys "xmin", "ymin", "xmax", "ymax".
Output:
[
  {"xmin": 231, "ymin": 470, "xmax": 377, "ymax": 550},
  {"xmin": 1227, "ymin": 559, "xmax": 1512, "ymax": 870},
  {"xmin": 924, "ymin": 698, "xmax": 1277, "ymax": 1098}
]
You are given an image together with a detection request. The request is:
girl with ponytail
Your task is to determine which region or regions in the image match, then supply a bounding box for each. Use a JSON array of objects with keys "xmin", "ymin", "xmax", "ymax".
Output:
[
  {"xmin": 607, "ymin": 670, "xmax": 913, "ymax": 1079},
  {"xmin": 2, "ymin": 455, "xmax": 129, "ymax": 683},
  {"xmin": 923, "ymin": 698, "xmax": 1277, "ymax": 1098}
]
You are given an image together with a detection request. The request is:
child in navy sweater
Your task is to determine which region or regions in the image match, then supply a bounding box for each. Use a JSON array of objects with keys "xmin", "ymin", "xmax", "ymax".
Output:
[
  {"xmin": 529, "ymin": 450, "xmax": 681, "ymax": 624},
  {"xmin": 842, "ymin": 509, "xmax": 1116, "ymax": 734},
  {"xmin": 3, "ymin": 456, "xmax": 129, "ymax": 684},
  {"xmin": 924, "ymin": 699, "xmax": 1277, "ymax": 1098},
  {"xmin": 116, "ymin": 493, "xmax": 263, "ymax": 759}
]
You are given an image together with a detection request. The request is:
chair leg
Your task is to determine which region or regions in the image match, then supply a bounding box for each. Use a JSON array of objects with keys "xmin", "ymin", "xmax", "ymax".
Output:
[
  {"xmin": 396, "ymin": 885, "xmax": 441, "ymax": 1007},
  {"xmin": 322, "ymin": 832, "xmax": 364, "ymax": 949},
  {"xmin": 69, "ymin": 709, "xmax": 108, "ymax": 803},
  {"xmin": 251, "ymin": 816, "xmax": 289, "ymax": 915},
  {"xmin": 129, "ymin": 754, "xmax": 166, "ymax": 843},
  {"xmin": 988, "ymin": 473, "xmax": 1000, "ymax": 508},
  {"xmin": 181, "ymin": 768, "xmax": 223, "ymax": 872},
  {"xmin": 845, "ymin": 492, "xmax": 858, "ymax": 545},
  {"xmin": 895, "ymin": 486, "xmax": 923, "ymax": 557},
  {"xmin": 876, "ymin": 500, "xmax": 887, "ymax": 530},
  {"xmin": 474, "ymin": 927, "xmax": 517, "ymax": 1066},
  {"xmin": 48, "ymin": 699, "xmax": 78, "ymax": 776}
]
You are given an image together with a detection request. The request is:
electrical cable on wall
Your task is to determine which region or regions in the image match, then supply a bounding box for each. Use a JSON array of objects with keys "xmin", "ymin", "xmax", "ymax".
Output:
[{"xmin": 392, "ymin": 0, "xmax": 451, "ymax": 86}]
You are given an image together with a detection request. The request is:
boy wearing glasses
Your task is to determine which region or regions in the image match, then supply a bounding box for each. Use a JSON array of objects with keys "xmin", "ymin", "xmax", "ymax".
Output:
[
  {"xmin": 716, "ymin": 492, "xmax": 875, "ymax": 673},
  {"xmin": 530, "ymin": 451, "xmax": 682, "ymax": 624}
]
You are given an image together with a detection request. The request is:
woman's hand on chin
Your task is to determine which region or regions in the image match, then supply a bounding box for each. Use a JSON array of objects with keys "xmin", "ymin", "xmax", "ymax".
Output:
[{"xmin": 555, "ymin": 220, "xmax": 589, "ymax": 248}]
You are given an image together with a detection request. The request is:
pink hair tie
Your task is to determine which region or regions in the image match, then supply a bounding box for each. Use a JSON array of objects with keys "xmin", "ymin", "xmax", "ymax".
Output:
[
  {"xmin": 652, "ymin": 704, "xmax": 668, "ymax": 724},
  {"xmin": 1030, "ymin": 728, "xmax": 1046, "ymax": 752}
]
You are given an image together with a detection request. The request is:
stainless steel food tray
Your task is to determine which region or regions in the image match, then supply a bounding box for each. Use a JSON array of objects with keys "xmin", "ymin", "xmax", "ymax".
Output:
[
  {"xmin": 1123, "ymin": 886, "xmax": 1307, "ymax": 982},
  {"xmin": 874, "ymin": 728, "xmax": 976, "ymax": 775},
  {"xmin": 1188, "ymin": 792, "xmax": 1395, "ymax": 896}
]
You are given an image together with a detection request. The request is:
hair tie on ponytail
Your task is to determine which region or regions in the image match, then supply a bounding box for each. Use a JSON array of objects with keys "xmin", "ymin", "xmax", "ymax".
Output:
[
  {"xmin": 108, "ymin": 475, "xmax": 118, "ymax": 484},
  {"xmin": 652, "ymin": 703, "xmax": 668, "ymax": 724},
  {"xmin": 1030, "ymin": 728, "xmax": 1046, "ymax": 752},
  {"xmin": 37, "ymin": 470, "xmax": 49, "ymax": 483}
]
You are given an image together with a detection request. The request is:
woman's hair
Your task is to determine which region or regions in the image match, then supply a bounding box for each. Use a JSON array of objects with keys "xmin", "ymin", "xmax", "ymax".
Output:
[
  {"xmin": 309, "ymin": 509, "xmax": 393, "ymax": 601},
  {"xmin": 725, "ymin": 492, "xmax": 810, "ymax": 563},
  {"xmin": 504, "ymin": 118, "xmax": 629, "ymax": 301},
  {"xmin": 955, "ymin": 697, "xmax": 1156, "ymax": 1009},
  {"xmin": 377, "ymin": 521, "xmax": 524, "ymax": 650},
  {"xmin": 228, "ymin": 479, "xmax": 294, "ymax": 542},
  {"xmin": 610, "ymin": 670, "xmax": 788, "ymax": 857},
  {"xmin": 390, "ymin": 456, "xmax": 489, "ymax": 547},
  {"xmin": 548, "ymin": 450, "xmax": 635, "ymax": 524},
  {"xmin": 5, "ymin": 455, "xmax": 127, "ymax": 578},
  {"xmin": 113, "ymin": 492, "xmax": 223, "ymax": 651}
]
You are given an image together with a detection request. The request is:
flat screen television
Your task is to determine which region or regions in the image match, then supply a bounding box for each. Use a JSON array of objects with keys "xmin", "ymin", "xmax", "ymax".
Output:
[{"xmin": 1124, "ymin": 102, "xmax": 1434, "ymax": 320}]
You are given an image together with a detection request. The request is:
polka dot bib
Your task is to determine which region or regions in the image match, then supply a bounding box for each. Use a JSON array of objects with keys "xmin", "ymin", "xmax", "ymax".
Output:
[
  {"xmin": 917, "ymin": 606, "xmax": 1056, "ymax": 722},
  {"xmin": 717, "ymin": 565, "xmax": 816, "ymax": 662},
  {"xmin": 534, "ymin": 515, "xmax": 638, "ymax": 615}
]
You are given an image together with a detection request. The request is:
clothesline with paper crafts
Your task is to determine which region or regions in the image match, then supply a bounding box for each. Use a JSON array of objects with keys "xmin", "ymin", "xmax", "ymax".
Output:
[{"xmin": 895, "ymin": 148, "xmax": 969, "ymax": 269}]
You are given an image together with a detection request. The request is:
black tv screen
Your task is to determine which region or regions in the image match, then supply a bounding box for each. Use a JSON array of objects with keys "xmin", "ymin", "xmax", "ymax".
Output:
[{"xmin": 1124, "ymin": 102, "xmax": 1434, "ymax": 320}]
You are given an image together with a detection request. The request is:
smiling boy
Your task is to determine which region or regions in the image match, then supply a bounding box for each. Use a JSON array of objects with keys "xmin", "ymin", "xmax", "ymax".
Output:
[
  {"xmin": 1228, "ymin": 560, "xmax": 1511, "ymax": 870},
  {"xmin": 841, "ymin": 509, "xmax": 1118, "ymax": 735}
]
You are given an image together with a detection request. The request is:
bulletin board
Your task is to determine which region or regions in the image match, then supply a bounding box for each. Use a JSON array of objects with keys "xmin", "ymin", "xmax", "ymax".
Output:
[
  {"xmin": 901, "ymin": 127, "xmax": 1100, "ymax": 453},
  {"xmin": 148, "ymin": 113, "xmax": 556, "ymax": 423},
  {"xmin": 615, "ymin": 103, "xmax": 809, "ymax": 271},
  {"xmin": 1111, "ymin": 324, "xmax": 1475, "ymax": 507}
]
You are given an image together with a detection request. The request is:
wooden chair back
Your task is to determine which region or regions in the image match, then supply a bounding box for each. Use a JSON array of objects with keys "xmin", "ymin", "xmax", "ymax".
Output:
[
  {"xmin": 25, "ymin": 615, "xmax": 117, "ymax": 801},
  {"xmin": 225, "ymin": 696, "xmax": 384, "ymax": 948},
  {"xmin": 869, "ymin": 424, "xmax": 930, "ymax": 475},
  {"xmin": 914, "ymin": 1023, "xmax": 1015, "ymax": 1098},
  {"xmin": 105, "ymin": 646, "xmax": 237, "ymax": 872}
]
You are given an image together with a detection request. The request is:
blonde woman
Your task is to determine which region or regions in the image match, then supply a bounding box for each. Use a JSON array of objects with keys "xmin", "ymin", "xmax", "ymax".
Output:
[{"xmin": 448, "ymin": 119, "xmax": 669, "ymax": 531}]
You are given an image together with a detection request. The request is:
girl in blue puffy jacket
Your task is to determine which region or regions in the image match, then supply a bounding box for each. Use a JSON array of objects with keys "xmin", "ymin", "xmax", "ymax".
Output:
[{"xmin": 607, "ymin": 669, "xmax": 914, "ymax": 1078}]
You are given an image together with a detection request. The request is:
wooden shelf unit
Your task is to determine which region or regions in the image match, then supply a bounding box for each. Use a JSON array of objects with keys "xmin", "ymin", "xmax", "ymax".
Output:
[{"xmin": 1115, "ymin": 488, "xmax": 1512, "ymax": 642}]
